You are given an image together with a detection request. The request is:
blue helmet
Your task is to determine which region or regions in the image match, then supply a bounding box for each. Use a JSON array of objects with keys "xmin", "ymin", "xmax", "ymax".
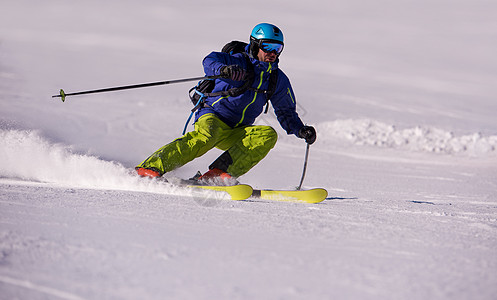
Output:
[
  {"xmin": 250, "ymin": 23, "xmax": 284, "ymax": 44},
  {"xmin": 249, "ymin": 23, "xmax": 284, "ymax": 58}
]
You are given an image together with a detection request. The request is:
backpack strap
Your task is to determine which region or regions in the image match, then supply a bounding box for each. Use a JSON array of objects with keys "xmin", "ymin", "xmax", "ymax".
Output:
[
  {"xmin": 190, "ymin": 53, "xmax": 278, "ymax": 115},
  {"xmin": 247, "ymin": 69, "xmax": 278, "ymax": 113},
  {"xmin": 191, "ymin": 40, "xmax": 288, "ymax": 115}
]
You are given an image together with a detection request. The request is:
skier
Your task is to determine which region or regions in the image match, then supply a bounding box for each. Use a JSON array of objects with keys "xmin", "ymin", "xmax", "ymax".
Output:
[{"xmin": 135, "ymin": 23, "xmax": 316, "ymax": 182}]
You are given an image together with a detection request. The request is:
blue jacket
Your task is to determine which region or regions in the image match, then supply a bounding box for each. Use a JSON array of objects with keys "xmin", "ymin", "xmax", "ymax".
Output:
[{"xmin": 195, "ymin": 47, "xmax": 304, "ymax": 136}]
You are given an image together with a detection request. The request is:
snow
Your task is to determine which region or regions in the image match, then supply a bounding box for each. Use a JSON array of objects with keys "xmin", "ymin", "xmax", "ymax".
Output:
[
  {"xmin": 1, "ymin": 0, "xmax": 497, "ymax": 299},
  {"xmin": 318, "ymin": 119, "xmax": 497, "ymax": 156}
]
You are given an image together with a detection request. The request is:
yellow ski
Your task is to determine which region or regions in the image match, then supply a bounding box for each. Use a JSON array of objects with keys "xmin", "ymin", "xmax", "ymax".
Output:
[
  {"xmin": 188, "ymin": 184, "xmax": 253, "ymax": 201},
  {"xmin": 252, "ymin": 188, "xmax": 328, "ymax": 204}
]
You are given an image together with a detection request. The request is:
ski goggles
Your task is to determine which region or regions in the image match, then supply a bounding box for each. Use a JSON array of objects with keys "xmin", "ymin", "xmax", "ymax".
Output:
[{"xmin": 259, "ymin": 41, "xmax": 284, "ymax": 54}]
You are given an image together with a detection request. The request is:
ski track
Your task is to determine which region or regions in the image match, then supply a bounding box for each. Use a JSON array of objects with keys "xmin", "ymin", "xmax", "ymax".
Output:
[
  {"xmin": 1, "ymin": 129, "xmax": 496, "ymax": 299},
  {"xmin": 1, "ymin": 180, "xmax": 496, "ymax": 299},
  {"xmin": 2, "ymin": 0, "xmax": 497, "ymax": 299}
]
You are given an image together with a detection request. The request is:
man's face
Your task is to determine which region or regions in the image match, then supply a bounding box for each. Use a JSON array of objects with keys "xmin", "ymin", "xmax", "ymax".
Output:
[{"xmin": 257, "ymin": 48, "xmax": 278, "ymax": 63}]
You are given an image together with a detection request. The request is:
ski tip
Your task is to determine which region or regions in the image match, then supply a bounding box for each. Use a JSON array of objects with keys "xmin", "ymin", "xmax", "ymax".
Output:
[
  {"xmin": 228, "ymin": 184, "xmax": 253, "ymax": 200},
  {"xmin": 311, "ymin": 188, "xmax": 328, "ymax": 203}
]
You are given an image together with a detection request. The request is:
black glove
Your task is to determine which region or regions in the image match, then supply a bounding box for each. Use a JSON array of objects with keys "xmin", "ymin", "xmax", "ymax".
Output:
[
  {"xmin": 298, "ymin": 126, "xmax": 316, "ymax": 145},
  {"xmin": 220, "ymin": 65, "xmax": 247, "ymax": 81}
]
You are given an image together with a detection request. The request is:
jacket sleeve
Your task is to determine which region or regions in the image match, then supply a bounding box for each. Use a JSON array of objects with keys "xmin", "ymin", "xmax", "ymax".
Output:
[
  {"xmin": 270, "ymin": 71, "xmax": 305, "ymax": 136},
  {"xmin": 202, "ymin": 52, "xmax": 251, "ymax": 90},
  {"xmin": 203, "ymin": 51, "xmax": 248, "ymax": 76},
  {"xmin": 202, "ymin": 52, "xmax": 228, "ymax": 76}
]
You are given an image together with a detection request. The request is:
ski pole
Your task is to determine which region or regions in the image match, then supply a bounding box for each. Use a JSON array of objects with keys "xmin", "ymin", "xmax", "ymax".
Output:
[
  {"xmin": 297, "ymin": 143, "xmax": 310, "ymax": 190},
  {"xmin": 52, "ymin": 75, "xmax": 222, "ymax": 102}
]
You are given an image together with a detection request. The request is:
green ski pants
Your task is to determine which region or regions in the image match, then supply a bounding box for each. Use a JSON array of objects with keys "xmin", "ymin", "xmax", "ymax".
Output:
[{"xmin": 136, "ymin": 113, "xmax": 278, "ymax": 177}]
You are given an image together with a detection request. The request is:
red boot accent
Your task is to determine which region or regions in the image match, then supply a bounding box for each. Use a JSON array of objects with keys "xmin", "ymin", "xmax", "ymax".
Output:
[
  {"xmin": 136, "ymin": 167, "xmax": 160, "ymax": 178},
  {"xmin": 198, "ymin": 168, "xmax": 232, "ymax": 181}
]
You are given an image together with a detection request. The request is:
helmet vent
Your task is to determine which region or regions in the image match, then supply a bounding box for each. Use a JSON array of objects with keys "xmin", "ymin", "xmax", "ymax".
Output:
[{"xmin": 250, "ymin": 23, "xmax": 284, "ymax": 44}]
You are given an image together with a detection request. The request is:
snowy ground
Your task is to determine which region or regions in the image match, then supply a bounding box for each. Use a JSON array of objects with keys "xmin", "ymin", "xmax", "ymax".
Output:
[{"xmin": 1, "ymin": 1, "xmax": 497, "ymax": 299}]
